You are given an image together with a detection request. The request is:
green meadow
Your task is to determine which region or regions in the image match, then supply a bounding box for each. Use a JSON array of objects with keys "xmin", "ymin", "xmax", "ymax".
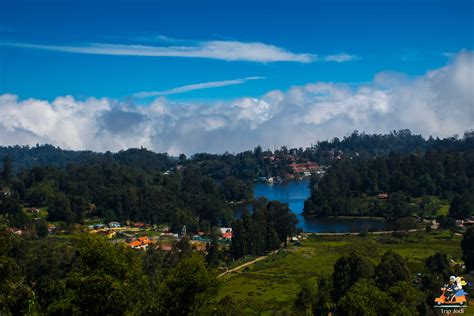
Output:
[{"xmin": 217, "ymin": 231, "xmax": 464, "ymax": 314}]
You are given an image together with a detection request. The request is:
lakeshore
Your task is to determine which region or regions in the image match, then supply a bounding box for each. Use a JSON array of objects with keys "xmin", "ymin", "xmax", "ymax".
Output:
[{"xmin": 253, "ymin": 179, "xmax": 392, "ymax": 233}]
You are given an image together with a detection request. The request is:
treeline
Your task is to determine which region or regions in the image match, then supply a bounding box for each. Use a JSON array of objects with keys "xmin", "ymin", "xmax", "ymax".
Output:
[
  {"xmin": 0, "ymin": 220, "xmax": 226, "ymax": 315},
  {"xmin": 230, "ymin": 198, "xmax": 298, "ymax": 258},
  {"xmin": 315, "ymin": 129, "xmax": 474, "ymax": 162},
  {"xmin": 304, "ymin": 146, "xmax": 474, "ymax": 218},
  {"xmin": 0, "ymin": 156, "xmax": 251, "ymax": 232},
  {"xmin": 295, "ymin": 246, "xmax": 465, "ymax": 315},
  {"xmin": 3, "ymin": 130, "xmax": 473, "ymax": 180}
]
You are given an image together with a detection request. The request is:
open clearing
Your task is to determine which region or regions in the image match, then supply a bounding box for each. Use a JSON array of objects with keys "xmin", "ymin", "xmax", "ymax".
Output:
[{"xmin": 217, "ymin": 230, "xmax": 464, "ymax": 314}]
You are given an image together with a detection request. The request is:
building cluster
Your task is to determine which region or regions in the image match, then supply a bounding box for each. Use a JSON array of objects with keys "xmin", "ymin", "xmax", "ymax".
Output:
[
  {"xmin": 288, "ymin": 162, "xmax": 321, "ymax": 177},
  {"xmin": 85, "ymin": 221, "xmax": 233, "ymax": 251}
]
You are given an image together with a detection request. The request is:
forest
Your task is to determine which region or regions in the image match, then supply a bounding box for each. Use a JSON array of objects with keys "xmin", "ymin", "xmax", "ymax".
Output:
[
  {"xmin": 1, "ymin": 130, "xmax": 474, "ymax": 314},
  {"xmin": 304, "ymin": 133, "xmax": 474, "ymax": 219}
]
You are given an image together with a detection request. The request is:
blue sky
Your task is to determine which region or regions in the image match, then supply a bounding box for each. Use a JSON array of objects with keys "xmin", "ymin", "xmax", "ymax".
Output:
[
  {"xmin": 0, "ymin": 0, "xmax": 472, "ymax": 154},
  {"xmin": 1, "ymin": 0, "xmax": 472, "ymax": 102}
]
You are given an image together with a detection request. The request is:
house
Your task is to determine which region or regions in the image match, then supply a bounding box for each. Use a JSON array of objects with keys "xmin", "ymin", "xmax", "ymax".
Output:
[
  {"xmin": 288, "ymin": 162, "xmax": 320, "ymax": 174},
  {"xmin": 48, "ymin": 224, "xmax": 56, "ymax": 233},
  {"xmin": 97, "ymin": 230, "xmax": 117, "ymax": 239},
  {"xmin": 160, "ymin": 244, "xmax": 173, "ymax": 251},
  {"xmin": 133, "ymin": 222, "xmax": 147, "ymax": 229},
  {"xmin": 220, "ymin": 227, "xmax": 232, "ymax": 234},
  {"xmin": 222, "ymin": 232, "xmax": 233, "ymax": 239},
  {"xmin": 175, "ymin": 165, "xmax": 186, "ymax": 172},
  {"xmin": 377, "ymin": 192, "xmax": 389, "ymax": 200},
  {"xmin": 26, "ymin": 208, "xmax": 40, "ymax": 215},
  {"xmin": 108, "ymin": 221, "xmax": 121, "ymax": 228},
  {"xmin": 127, "ymin": 236, "xmax": 153, "ymax": 250},
  {"xmin": 9, "ymin": 227, "xmax": 23, "ymax": 235},
  {"xmin": 0, "ymin": 187, "xmax": 12, "ymax": 197},
  {"xmin": 220, "ymin": 227, "xmax": 233, "ymax": 239}
]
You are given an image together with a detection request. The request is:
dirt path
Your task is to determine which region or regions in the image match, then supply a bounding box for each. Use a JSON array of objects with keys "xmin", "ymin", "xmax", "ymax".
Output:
[{"xmin": 217, "ymin": 255, "xmax": 268, "ymax": 278}]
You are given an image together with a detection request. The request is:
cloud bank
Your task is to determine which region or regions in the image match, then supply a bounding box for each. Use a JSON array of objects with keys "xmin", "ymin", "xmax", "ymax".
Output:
[
  {"xmin": 5, "ymin": 39, "xmax": 357, "ymax": 63},
  {"xmin": 0, "ymin": 51, "xmax": 472, "ymax": 155},
  {"xmin": 133, "ymin": 77, "xmax": 265, "ymax": 98}
]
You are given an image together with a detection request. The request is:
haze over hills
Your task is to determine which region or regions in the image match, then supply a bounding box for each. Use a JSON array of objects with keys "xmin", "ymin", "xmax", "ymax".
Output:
[{"xmin": 1, "ymin": 129, "xmax": 473, "ymax": 172}]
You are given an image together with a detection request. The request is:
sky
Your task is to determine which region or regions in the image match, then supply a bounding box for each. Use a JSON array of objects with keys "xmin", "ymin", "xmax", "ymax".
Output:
[{"xmin": 0, "ymin": 0, "xmax": 473, "ymax": 155}]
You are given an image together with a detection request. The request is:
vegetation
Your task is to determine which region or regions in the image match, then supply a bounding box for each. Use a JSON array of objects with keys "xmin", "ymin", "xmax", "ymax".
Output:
[
  {"xmin": 462, "ymin": 226, "xmax": 474, "ymax": 272},
  {"xmin": 0, "ymin": 220, "xmax": 218, "ymax": 315},
  {"xmin": 219, "ymin": 231, "xmax": 464, "ymax": 314},
  {"xmin": 1, "ymin": 130, "xmax": 473, "ymax": 314},
  {"xmin": 304, "ymin": 132, "xmax": 474, "ymax": 218},
  {"xmin": 231, "ymin": 198, "xmax": 297, "ymax": 258}
]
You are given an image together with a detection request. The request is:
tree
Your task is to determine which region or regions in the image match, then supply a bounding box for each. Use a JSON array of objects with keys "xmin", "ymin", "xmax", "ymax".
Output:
[
  {"xmin": 2, "ymin": 154, "xmax": 13, "ymax": 184},
  {"xmin": 206, "ymin": 231, "xmax": 221, "ymax": 268},
  {"xmin": 449, "ymin": 193, "xmax": 473, "ymax": 219},
  {"xmin": 230, "ymin": 219, "xmax": 246, "ymax": 259},
  {"xmin": 294, "ymin": 279, "xmax": 317, "ymax": 314},
  {"xmin": 337, "ymin": 280, "xmax": 395, "ymax": 316},
  {"xmin": 47, "ymin": 192, "xmax": 74, "ymax": 224},
  {"xmin": 268, "ymin": 201, "xmax": 298, "ymax": 246},
  {"xmin": 461, "ymin": 226, "xmax": 474, "ymax": 272},
  {"xmin": 35, "ymin": 219, "xmax": 49, "ymax": 238},
  {"xmin": 332, "ymin": 252, "xmax": 374, "ymax": 300},
  {"xmin": 425, "ymin": 252, "xmax": 451, "ymax": 277},
  {"xmin": 387, "ymin": 281, "xmax": 425, "ymax": 315},
  {"xmin": 436, "ymin": 215, "xmax": 457, "ymax": 231},
  {"xmin": 163, "ymin": 254, "xmax": 218, "ymax": 315},
  {"xmin": 314, "ymin": 275, "xmax": 334, "ymax": 315},
  {"xmin": 375, "ymin": 251, "xmax": 410, "ymax": 289}
]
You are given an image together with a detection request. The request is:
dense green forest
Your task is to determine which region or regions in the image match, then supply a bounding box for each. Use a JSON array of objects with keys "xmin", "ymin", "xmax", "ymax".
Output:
[
  {"xmin": 0, "ymin": 157, "xmax": 252, "ymax": 232},
  {"xmin": 304, "ymin": 132, "xmax": 474, "ymax": 219}
]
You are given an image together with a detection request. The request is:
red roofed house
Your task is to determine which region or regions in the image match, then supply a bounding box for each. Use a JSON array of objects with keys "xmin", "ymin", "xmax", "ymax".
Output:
[
  {"xmin": 222, "ymin": 232, "xmax": 233, "ymax": 239},
  {"xmin": 220, "ymin": 227, "xmax": 233, "ymax": 239},
  {"xmin": 127, "ymin": 236, "xmax": 153, "ymax": 250},
  {"xmin": 133, "ymin": 222, "xmax": 147, "ymax": 229}
]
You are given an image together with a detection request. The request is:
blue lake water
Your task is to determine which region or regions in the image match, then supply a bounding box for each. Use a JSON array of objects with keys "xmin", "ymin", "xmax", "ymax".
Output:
[{"xmin": 253, "ymin": 179, "xmax": 390, "ymax": 233}]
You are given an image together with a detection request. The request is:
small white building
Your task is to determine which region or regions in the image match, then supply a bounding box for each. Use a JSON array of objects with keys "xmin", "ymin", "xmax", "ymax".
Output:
[{"xmin": 108, "ymin": 221, "xmax": 121, "ymax": 228}]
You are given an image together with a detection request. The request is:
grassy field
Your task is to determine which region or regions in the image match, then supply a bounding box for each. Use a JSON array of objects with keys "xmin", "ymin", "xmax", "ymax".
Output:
[{"xmin": 217, "ymin": 231, "xmax": 464, "ymax": 314}]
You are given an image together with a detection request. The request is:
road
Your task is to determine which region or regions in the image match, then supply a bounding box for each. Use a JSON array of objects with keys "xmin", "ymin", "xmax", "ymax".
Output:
[{"xmin": 217, "ymin": 255, "xmax": 268, "ymax": 278}]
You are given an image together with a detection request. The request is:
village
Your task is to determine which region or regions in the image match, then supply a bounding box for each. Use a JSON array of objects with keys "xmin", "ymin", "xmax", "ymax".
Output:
[{"xmin": 86, "ymin": 221, "xmax": 234, "ymax": 251}]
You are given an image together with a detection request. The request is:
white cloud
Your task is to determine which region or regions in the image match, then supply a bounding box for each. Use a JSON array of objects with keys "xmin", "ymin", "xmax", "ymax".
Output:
[
  {"xmin": 0, "ymin": 51, "xmax": 472, "ymax": 155},
  {"xmin": 5, "ymin": 40, "xmax": 315, "ymax": 63},
  {"xmin": 4, "ymin": 39, "xmax": 357, "ymax": 63},
  {"xmin": 323, "ymin": 53, "xmax": 359, "ymax": 62},
  {"xmin": 133, "ymin": 76, "xmax": 265, "ymax": 98}
]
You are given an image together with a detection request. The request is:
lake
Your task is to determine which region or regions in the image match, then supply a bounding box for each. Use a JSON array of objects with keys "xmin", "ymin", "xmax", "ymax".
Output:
[{"xmin": 253, "ymin": 179, "xmax": 390, "ymax": 233}]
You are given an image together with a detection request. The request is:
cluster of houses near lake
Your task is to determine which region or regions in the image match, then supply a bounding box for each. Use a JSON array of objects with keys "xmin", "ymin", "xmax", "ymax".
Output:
[{"xmin": 256, "ymin": 161, "xmax": 327, "ymax": 183}]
